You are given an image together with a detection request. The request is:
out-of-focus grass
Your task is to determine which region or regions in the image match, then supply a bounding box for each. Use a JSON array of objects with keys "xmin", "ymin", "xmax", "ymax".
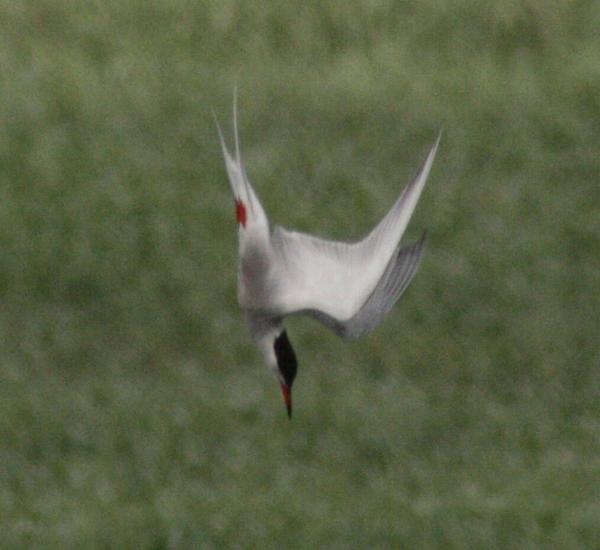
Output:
[{"xmin": 1, "ymin": 1, "xmax": 599, "ymax": 548}]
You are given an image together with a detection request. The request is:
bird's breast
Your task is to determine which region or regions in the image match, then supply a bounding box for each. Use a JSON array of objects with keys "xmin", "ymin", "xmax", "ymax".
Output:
[{"xmin": 237, "ymin": 238, "xmax": 279, "ymax": 311}]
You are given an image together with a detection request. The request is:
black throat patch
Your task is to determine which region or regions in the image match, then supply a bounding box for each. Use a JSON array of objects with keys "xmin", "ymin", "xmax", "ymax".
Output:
[{"xmin": 273, "ymin": 330, "xmax": 298, "ymax": 387}]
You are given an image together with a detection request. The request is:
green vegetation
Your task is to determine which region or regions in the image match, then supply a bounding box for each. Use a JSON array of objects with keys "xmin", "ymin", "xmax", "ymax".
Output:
[{"xmin": 1, "ymin": 1, "xmax": 599, "ymax": 547}]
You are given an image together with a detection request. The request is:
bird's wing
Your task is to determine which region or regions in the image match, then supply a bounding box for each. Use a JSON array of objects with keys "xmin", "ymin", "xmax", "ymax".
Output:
[
  {"xmin": 303, "ymin": 233, "xmax": 426, "ymax": 339},
  {"xmin": 270, "ymin": 134, "xmax": 440, "ymax": 331}
]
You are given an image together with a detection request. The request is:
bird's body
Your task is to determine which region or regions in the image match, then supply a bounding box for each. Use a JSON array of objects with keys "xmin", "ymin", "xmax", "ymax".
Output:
[{"xmin": 216, "ymin": 99, "xmax": 440, "ymax": 417}]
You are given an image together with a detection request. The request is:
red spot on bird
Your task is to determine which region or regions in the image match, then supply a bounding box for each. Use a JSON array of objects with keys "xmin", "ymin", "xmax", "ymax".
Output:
[{"xmin": 235, "ymin": 200, "xmax": 247, "ymax": 227}]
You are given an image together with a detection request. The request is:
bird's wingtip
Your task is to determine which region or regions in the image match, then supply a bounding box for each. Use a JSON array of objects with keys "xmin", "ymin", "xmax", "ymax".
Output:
[{"xmin": 431, "ymin": 128, "xmax": 443, "ymax": 153}]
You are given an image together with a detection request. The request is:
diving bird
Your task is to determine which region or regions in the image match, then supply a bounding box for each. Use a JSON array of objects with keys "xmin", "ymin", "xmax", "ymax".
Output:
[{"xmin": 215, "ymin": 99, "xmax": 440, "ymax": 419}]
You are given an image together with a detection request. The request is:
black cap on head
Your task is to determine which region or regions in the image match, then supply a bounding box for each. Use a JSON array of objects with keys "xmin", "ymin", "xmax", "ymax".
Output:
[{"xmin": 273, "ymin": 330, "xmax": 297, "ymax": 387}]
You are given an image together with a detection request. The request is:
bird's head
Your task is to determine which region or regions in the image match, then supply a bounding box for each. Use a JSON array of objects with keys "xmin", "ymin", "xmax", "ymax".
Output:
[{"xmin": 272, "ymin": 330, "xmax": 297, "ymax": 418}]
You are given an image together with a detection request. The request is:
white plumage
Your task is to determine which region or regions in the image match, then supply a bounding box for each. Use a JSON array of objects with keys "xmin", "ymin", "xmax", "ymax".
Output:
[{"xmin": 215, "ymin": 97, "xmax": 440, "ymax": 417}]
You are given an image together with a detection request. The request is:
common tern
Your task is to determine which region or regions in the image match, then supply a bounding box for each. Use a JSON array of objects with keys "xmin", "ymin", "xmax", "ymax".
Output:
[{"xmin": 216, "ymin": 99, "xmax": 440, "ymax": 418}]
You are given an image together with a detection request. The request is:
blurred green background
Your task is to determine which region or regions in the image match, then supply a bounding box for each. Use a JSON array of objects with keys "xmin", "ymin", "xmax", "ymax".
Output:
[{"xmin": 1, "ymin": 1, "xmax": 599, "ymax": 548}]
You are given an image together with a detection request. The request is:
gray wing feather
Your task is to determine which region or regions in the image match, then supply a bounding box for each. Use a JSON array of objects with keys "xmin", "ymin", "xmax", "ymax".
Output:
[{"xmin": 304, "ymin": 232, "xmax": 427, "ymax": 339}]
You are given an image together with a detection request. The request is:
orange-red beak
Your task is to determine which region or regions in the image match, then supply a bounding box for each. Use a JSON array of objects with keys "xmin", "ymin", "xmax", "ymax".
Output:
[{"xmin": 280, "ymin": 383, "xmax": 292, "ymax": 419}]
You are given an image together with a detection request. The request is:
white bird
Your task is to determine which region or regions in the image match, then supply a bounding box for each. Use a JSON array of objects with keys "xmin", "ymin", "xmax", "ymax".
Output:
[{"xmin": 215, "ymin": 98, "xmax": 440, "ymax": 418}]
